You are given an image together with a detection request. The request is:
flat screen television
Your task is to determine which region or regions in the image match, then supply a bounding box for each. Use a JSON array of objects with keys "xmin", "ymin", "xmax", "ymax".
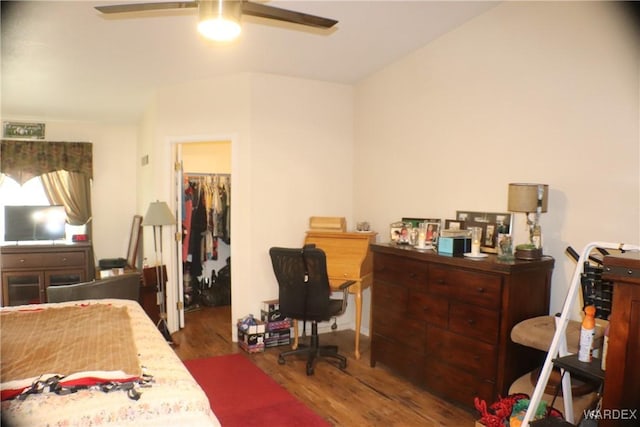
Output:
[{"xmin": 4, "ymin": 205, "xmax": 67, "ymax": 242}]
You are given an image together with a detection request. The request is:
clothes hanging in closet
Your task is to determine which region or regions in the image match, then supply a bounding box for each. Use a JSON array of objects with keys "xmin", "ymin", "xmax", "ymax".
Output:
[{"xmin": 182, "ymin": 174, "xmax": 231, "ymax": 278}]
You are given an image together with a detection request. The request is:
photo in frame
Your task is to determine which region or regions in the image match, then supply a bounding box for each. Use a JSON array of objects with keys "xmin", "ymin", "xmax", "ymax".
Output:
[
  {"xmin": 401, "ymin": 217, "xmax": 441, "ymax": 228},
  {"xmin": 424, "ymin": 221, "xmax": 440, "ymax": 245},
  {"xmin": 445, "ymin": 219, "xmax": 465, "ymax": 230},
  {"xmin": 455, "ymin": 211, "xmax": 512, "ymax": 253}
]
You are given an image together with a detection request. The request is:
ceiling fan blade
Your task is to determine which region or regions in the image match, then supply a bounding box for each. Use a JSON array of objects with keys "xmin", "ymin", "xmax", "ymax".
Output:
[
  {"xmin": 95, "ymin": 1, "xmax": 197, "ymax": 14},
  {"xmin": 241, "ymin": 1, "xmax": 337, "ymax": 29}
]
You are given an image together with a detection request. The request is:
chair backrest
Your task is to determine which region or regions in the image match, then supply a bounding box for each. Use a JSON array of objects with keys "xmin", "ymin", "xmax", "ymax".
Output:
[
  {"xmin": 269, "ymin": 245, "xmax": 331, "ymax": 322},
  {"xmin": 46, "ymin": 272, "xmax": 141, "ymax": 303},
  {"xmin": 581, "ymin": 261, "xmax": 613, "ymax": 320},
  {"xmin": 567, "ymin": 245, "xmax": 613, "ymax": 320}
]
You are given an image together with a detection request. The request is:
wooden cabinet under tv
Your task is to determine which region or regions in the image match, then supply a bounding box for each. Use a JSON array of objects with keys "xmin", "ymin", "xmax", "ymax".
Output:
[
  {"xmin": 1, "ymin": 243, "xmax": 92, "ymax": 306},
  {"xmin": 369, "ymin": 243, "xmax": 554, "ymax": 410}
]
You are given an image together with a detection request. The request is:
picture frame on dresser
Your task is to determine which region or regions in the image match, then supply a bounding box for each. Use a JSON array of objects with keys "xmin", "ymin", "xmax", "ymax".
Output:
[{"xmin": 455, "ymin": 211, "xmax": 512, "ymax": 253}]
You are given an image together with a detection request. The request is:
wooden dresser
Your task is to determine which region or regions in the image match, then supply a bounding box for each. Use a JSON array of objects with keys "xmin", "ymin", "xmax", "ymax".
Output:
[
  {"xmin": 304, "ymin": 230, "xmax": 377, "ymax": 359},
  {"xmin": 600, "ymin": 252, "xmax": 640, "ymax": 426},
  {"xmin": 369, "ymin": 243, "xmax": 554, "ymax": 409},
  {"xmin": 1, "ymin": 243, "xmax": 93, "ymax": 306}
]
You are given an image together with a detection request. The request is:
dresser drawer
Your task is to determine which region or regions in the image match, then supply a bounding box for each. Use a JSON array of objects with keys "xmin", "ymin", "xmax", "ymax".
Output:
[
  {"xmin": 41, "ymin": 251, "xmax": 85, "ymax": 268},
  {"xmin": 374, "ymin": 311, "xmax": 426, "ymax": 352},
  {"xmin": 2, "ymin": 253, "xmax": 45, "ymax": 268},
  {"xmin": 449, "ymin": 303, "xmax": 499, "ymax": 345},
  {"xmin": 426, "ymin": 326, "xmax": 497, "ymax": 379},
  {"xmin": 372, "ymin": 280, "xmax": 408, "ymax": 313},
  {"xmin": 372, "ymin": 333, "xmax": 424, "ymax": 382},
  {"xmin": 429, "ymin": 266, "xmax": 501, "ymax": 309},
  {"xmin": 424, "ymin": 358, "xmax": 495, "ymax": 407},
  {"xmin": 407, "ymin": 291, "xmax": 448, "ymax": 329},
  {"xmin": 374, "ymin": 254, "xmax": 428, "ymax": 290}
]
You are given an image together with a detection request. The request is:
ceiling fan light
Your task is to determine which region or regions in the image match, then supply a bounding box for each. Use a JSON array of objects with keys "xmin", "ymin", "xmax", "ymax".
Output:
[{"xmin": 198, "ymin": 0, "xmax": 241, "ymax": 42}]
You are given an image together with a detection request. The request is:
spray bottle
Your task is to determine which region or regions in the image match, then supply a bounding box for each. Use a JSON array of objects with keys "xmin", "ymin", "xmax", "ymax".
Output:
[{"xmin": 578, "ymin": 305, "xmax": 596, "ymax": 362}]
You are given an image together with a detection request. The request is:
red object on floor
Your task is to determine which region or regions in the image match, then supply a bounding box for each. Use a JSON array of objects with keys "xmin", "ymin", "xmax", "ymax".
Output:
[{"xmin": 184, "ymin": 353, "xmax": 330, "ymax": 427}]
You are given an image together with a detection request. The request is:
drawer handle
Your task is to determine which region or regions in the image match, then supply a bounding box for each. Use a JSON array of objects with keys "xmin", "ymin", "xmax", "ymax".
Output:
[
  {"xmin": 20, "ymin": 259, "xmax": 25, "ymax": 263},
  {"xmin": 436, "ymin": 279, "xmax": 446, "ymax": 285},
  {"xmin": 473, "ymin": 355, "xmax": 481, "ymax": 361},
  {"xmin": 62, "ymin": 257, "xmax": 68, "ymax": 262},
  {"xmin": 409, "ymin": 272, "xmax": 417, "ymax": 279},
  {"xmin": 476, "ymin": 287, "xmax": 485, "ymax": 293},
  {"xmin": 467, "ymin": 319, "xmax": 476, "ymax": 325}
]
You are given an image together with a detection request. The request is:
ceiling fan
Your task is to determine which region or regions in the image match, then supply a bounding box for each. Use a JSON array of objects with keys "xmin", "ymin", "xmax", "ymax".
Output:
[{"xmin": 95, "ymin": 0, "xmax": 338, "ymax": 41}]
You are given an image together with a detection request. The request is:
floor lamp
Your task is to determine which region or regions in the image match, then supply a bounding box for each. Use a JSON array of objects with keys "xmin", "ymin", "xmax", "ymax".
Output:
[{"xmin": 143, "ymin": 201, "xmax": 176, "ymax": 343}]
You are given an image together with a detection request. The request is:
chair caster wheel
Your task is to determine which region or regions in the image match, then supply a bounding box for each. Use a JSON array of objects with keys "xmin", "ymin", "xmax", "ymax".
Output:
[
  {"xmin": 306, "ymin": 363, "xmax": 314, "ymax": 376},
  {"xmin": 339, "ymin": 360, "xmax": 347, "ymax": 369},
  {"xmin": 278, "ymin": 356, "xmax": 285, "ymax": 365},
  {"xmin": 331, "ymin": 322, "xmax": 337, "ymax": 330}
]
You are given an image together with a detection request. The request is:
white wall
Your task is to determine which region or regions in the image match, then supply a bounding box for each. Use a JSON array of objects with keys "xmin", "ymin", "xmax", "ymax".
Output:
[
  {"xmin": 0, "ymin": 119, "xmax": 139, "ymax": 266},
  {"xmin": 354, "ymin": 1, "xmax": 639, "ymax": 322},
  {"xmin": 138, "ymin": 72, "xmax": 354, "ymax": 334}
]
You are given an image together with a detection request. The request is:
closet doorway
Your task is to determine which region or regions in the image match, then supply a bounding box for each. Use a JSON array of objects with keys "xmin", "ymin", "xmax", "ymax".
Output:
[{"xmin": 175, "ymin": 141, "xmax": 231, "ymax": 328}]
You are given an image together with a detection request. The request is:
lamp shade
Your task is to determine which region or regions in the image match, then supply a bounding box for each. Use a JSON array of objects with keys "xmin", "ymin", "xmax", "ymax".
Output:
[
  {"xmin": 142, "ymin": 201, "xmax": 176, "ymax": 226},
  {"xmin": 508, "ymin": 183, "xmax": 549, "ymax": 213}
]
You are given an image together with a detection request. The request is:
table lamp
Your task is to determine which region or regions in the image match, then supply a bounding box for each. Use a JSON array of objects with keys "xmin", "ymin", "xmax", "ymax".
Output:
[{"xmin": 508, "ymin": 183, "xmax": 549, "ymax": 256}]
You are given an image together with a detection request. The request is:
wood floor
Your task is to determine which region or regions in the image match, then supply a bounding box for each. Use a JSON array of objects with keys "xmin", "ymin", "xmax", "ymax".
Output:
[{"xmin": 172, "ymin": 306, "xmax": 476, "ymax": 426}]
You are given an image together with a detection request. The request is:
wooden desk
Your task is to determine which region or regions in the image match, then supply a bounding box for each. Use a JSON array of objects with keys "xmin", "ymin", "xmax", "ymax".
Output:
[
  {"xmin": 601, "ymin": 253, "xmax": 640, "ymax": 426},
  {"xmin": 303, "ymin": 231, "xmax": 377, "ymax": 359}
]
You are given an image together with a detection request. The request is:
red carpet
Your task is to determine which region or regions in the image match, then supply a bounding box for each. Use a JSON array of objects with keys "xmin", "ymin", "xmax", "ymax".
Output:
[{"xmin": 184, "ymin": 353, "xmax": 331, "ymax": 427}]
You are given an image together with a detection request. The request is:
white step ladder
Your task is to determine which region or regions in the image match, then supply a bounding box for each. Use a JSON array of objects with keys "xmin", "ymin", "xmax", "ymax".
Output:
[{"xmin": 522, "ymin": 241, "xmax": 640, "ymax": 427}]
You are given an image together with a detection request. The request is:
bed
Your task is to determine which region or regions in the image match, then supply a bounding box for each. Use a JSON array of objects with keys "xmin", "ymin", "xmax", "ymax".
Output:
[{"xmin": 1, "ymin": 298, "xmax": 220, "ymax": 427}]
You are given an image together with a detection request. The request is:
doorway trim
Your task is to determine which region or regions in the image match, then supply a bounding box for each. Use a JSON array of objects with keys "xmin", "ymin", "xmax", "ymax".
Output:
[{"xmin": 167, "ymin": 133, "xmax": 238, "ymax": 333}]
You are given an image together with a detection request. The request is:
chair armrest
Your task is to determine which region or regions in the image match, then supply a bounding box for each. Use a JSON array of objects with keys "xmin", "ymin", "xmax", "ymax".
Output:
[{"xmin": 337, "ymin": 280, "xmax": 357, "ymax": 291}]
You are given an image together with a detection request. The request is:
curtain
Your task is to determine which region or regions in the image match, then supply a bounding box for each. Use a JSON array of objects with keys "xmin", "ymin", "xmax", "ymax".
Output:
[
  {"xmin": 0, "ymin": 139, "xmax": 92, "ymax": 185},
  {"xmin": 40, "ymin": 171, "xmax": 92, "ymax": 228},
  {"xmin": 41, "ymin": 170, "xmax": 95, "ymax": 279}
]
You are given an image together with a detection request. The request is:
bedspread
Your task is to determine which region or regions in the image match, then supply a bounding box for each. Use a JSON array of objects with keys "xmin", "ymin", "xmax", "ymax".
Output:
[{"xmin": 0, "ymin": 299, "xmax": 220, "ymax": 427}]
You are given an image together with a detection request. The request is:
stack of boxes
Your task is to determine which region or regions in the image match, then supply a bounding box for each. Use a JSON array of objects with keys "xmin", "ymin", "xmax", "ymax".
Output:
[
  {"xmin": 260, "ymin": 299, "xmax": 292, "ymax": 349},
  {"xmin": 237, "ymin": 317, "xmax": 266, "ymax": 353},
  {"xmin": 236, "ymin": 299, "xmax": 292, "ymax": 353}
]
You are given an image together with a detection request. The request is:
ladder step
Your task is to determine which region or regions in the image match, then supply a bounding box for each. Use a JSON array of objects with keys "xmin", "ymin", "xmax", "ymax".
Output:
[
  {"xmin": 552, "ymin": 354, "xmax": 605, "ymax": 382},
  {"xmin": 530, "ymin": 418, "xmax": 575, "ymax": 426}
]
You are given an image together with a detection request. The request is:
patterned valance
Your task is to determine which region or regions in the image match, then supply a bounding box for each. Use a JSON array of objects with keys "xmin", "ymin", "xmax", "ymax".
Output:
[{"xmin": 0, "ymin": 140, "xmax": 92, "ymax": 184}]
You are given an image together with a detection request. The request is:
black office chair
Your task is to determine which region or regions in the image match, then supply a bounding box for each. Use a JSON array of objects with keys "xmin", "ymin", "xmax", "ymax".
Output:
[{"xmin": 269, "ymin": 245, "xmax": 355, "ymax": 376}]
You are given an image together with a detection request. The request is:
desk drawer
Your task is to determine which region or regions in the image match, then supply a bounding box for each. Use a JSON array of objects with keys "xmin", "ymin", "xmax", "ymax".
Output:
[
  {"xmin": 407, "ymin": 291, "xmax": 448, "ymax": 329},
  {"xmin": 42, "ymin": 251, "xmax": 85, "ymax": 268},
  {"xmin": 429, "ymin": 266, "xmax": 501, "ymax": 309}
]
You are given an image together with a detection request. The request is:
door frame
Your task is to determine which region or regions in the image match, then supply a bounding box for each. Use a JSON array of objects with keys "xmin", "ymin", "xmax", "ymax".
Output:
[{"xmin": 168, "ymin": 134, "xmax": 236, "ymax": 330}]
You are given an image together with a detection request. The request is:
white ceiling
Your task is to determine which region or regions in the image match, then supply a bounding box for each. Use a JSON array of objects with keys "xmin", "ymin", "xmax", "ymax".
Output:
[{"xmin": 1, "ymin": 1, "xmax": 498, "ymax": 124}]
